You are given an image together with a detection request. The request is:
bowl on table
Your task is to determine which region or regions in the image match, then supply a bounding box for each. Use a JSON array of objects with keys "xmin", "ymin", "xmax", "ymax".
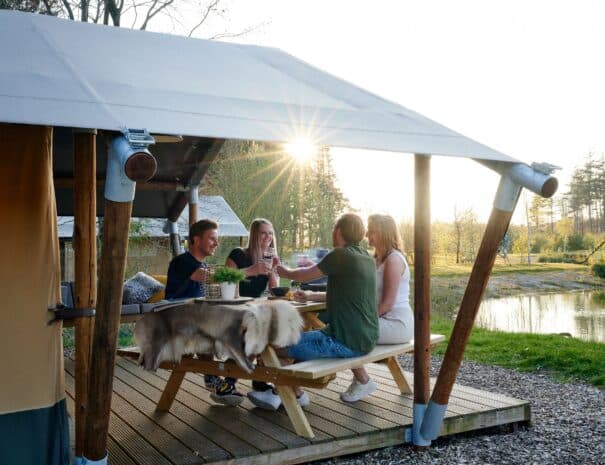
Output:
[{"xmin": 271, "ymin": 286, "xmax": 290, "ymax": 297}]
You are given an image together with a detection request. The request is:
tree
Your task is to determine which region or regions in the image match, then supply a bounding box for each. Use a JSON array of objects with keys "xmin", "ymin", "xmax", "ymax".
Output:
[
  {"xmin": 201, "ymin": 141, "xmax": 349, "ymax": 257},
  {"xmin": 1, "ymin": 0, "xmax": 264, "ymax": 37},
  {"xmin": 452, "ymin": 206, "xmax": 481, "ymax": 263}
]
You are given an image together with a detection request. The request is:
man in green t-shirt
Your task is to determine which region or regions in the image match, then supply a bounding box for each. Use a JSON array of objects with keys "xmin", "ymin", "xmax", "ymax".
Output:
[{"xmin": 247, "ymin": 213, "xmax": 379, "ymax": 410}]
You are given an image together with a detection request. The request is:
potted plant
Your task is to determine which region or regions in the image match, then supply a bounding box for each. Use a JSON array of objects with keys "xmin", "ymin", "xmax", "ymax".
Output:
[{"xmin": 212, "ymin": 266, "xmax": 246, "ymax": 300}]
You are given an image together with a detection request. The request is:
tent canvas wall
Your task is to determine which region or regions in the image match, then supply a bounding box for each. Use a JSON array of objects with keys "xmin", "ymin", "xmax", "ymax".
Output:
[{"xmin": 0, "ymin": 124, "xmax": 69, "ymax": 465}]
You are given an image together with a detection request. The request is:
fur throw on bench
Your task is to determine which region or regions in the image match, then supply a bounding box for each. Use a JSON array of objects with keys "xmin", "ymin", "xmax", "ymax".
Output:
[{"xmin": 134, "ymin": 299, "xmax": 303, "ymax": 373}]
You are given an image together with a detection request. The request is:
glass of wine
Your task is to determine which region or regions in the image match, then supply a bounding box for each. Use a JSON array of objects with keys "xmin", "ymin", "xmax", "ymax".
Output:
[{"xmin": 263, "ymin": 247, "xmax": 275, "ymax": 271}]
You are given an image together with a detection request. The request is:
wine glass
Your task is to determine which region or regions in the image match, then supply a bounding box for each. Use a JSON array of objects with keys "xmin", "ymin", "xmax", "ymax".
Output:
[{"xmin": 263, "ymin": 247, "xmax": 275, "ymax": 271}]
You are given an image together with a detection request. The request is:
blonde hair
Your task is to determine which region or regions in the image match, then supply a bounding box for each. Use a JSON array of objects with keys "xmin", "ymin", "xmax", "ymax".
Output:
[
  {"xmin": 368, "ymin": 214, "xmax": 402, "ymax": 261},
  {"xmin": 246, "ymin": 218, "xmax": 277, "ymax": 263}
]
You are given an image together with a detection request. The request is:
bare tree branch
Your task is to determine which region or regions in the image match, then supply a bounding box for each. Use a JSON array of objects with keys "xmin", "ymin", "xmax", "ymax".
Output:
[
  {"xmin": 208, "ymin": 20, "xmax": 268, "ymax": 40},
  {"xmin": 93, "ymin": 0, "xmax": 102, "ymax": 22},
  {"xmin": 60, "ymin": 0, "xmax": 74, "ymax": 19},
  {"xmin": 187, "ymin": 0, "xmax": 220, "ymax": 37},
  {"xmin": 40, "ymin": 0, "xmax": 52, "ymax": 14},
  {"xmin": 140, "ymin": 0, "xmax": 174, "ymax": 30}
]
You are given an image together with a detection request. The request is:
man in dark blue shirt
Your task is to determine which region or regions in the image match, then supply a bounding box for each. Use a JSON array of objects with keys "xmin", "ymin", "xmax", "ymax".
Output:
[
  {"xmin": 165, "ymin": 219, "xmax": 243, "ymax": 406},
  {"xmin": 165, "ymin": 219, "xmax": 218, "ymax": 299}
]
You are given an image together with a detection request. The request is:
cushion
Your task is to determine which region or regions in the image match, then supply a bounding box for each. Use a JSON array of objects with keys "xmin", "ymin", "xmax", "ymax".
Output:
[
  {"xmin": 122, "ymin": 272, "xmax": 165, "ymax": 305},
  {"xmin": 147, "ymin": 274, "xmax": 167, "ymax": 302}
]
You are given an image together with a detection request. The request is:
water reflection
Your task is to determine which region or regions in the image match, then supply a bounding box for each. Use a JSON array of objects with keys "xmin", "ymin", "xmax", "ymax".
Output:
[{"xmin": 476, "ymin": 291, "xmax": 605, "ymax": 343}]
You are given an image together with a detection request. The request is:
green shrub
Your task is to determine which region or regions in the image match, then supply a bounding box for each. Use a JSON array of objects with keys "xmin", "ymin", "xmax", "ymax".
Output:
[
  {"xmin": 591, "ymin": 263, "xmax": 605, "ymax": 279},
  {"xmin": 213, "ymin": 266, "xmax": 246, "ymax": 283},
  {"xmin": 591, "ymin": 291, "xmax": 605, "ymax": 305}
]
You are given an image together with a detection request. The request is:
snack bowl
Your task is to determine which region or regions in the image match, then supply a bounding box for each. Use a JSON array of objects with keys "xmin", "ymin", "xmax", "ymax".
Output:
[{"xmin": 271, "ymin": 286, "xmax": 290, "ymax": 297}]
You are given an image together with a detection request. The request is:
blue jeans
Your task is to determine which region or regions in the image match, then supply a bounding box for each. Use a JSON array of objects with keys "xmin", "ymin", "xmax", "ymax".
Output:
[{"xmin": 287, "ymin": 330, "xmax": 364, "ymax": 361}]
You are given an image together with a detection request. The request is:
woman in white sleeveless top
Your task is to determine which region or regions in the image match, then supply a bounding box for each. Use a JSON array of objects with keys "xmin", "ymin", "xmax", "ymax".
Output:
[{"xmin": 341, "ymin": 214, "xmax": 413, "ymax": 402}]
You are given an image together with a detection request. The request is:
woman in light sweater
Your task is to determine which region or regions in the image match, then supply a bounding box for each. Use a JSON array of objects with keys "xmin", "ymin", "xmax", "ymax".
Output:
[{"xmin": 340, "ymin": 214, "xmax": 413, "ymax": 402}]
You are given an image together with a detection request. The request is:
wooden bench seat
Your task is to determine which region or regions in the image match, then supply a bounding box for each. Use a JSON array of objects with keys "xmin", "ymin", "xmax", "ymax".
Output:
[
  {"xmin": 279, "ymin": 334, "xmax": 445, "ymax": 379},
  {"xmin": 118, "ymin": 333, "xmax": 445, "ymax": 439}
]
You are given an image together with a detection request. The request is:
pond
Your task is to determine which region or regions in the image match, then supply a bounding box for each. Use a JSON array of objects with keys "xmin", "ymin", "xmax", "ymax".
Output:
[{"xmin": 474, "ymin": 291, "xmax": 605, "ymax": 343}]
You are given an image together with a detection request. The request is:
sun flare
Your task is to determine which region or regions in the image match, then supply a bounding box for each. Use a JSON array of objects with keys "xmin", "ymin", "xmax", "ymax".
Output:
[{"xmin": 284, "ymin": 138, "xmax": 317, "ymax": 164}]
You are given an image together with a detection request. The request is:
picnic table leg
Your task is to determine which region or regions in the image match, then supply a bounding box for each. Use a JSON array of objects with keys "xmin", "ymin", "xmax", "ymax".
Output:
[
  {"xmin": 386, "ymin": 356, "xmax": 412, "ymax": 394},
  {"xmin": 261, "ymin": 347, "xmax": 315, "ymax": 439},
  {"xmin": 302, "ymin": 312, "xmax": 325, "ymax": 331},
  {"xmin": 156, "ymin": 370, "xmax": 186, "ymax": 412}
]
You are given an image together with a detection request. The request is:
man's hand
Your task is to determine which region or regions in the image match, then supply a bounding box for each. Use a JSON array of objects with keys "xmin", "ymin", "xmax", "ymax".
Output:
[
  {"xmin": 293, "ymin": 290, "xmax": 310, "ymax": 302},
  {"xmin": 293, "ymin": 290, "xmax": 326, "ymax": 302},
  {"xmin": 190, "ymin": 267, "xmax": 208, "ymax": 283},
  {"xmin": 276, "ymin": 264, "xmax": 289, "ymax": 277}
]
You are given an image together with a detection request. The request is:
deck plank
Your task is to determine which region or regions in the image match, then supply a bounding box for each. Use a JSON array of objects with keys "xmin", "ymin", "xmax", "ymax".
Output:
[
  {"xmin": 65, "ymin": 384, "xmax": 139, "ymax": 465},
  {"xmin": 65, "ymin": 374, "xmax": 176, "ymax": 465},
  {"xmin": 111, "ymin": 371, "xmax": 234, "ymax": 461},
  {"xmin": 114, "ymin": 358, "xmax": 277, "ymax": 456},
  {"xmin": 365, "ymin": 364, "xmax": 523, "ymax": 410},
  {"xmin": 131, "ymin": 358, "xmax": 347, "ymax": 443},
  {"xmin": 64, "ymin": 355, "xmax": 530, "ymax": 465}
]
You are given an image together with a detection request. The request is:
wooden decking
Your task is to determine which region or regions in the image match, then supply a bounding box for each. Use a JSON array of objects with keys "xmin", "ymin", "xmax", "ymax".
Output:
[{"xmin": 64, "ymin": 356, "xmax": 530, "ymax": 465}]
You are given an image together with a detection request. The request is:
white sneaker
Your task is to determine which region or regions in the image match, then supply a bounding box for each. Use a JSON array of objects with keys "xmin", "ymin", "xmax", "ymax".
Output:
[
  {"xmin": 296, "ymin": 391, "xmax": 310, "ymax": 407},
  {"xmin": 340, "ymin": 379, "xmax": 377, "ymax": 402},
  {"xmin": 248, "ymin": 389, "xmax": 311, "ymax": 410},
  {"xmin": 248, "ymin": 389, "xmax": 282, "ymax": 410}
]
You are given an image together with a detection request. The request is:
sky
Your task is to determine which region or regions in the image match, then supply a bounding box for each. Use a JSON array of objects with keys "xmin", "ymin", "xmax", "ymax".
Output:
[{"xmin": 147, "ymin": 0, "xmax": 605, "ymax": 224}]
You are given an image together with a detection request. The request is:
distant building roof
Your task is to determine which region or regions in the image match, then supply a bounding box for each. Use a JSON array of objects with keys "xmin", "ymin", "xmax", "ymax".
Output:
[{"xmin": 58, "ymin": 195, "xmax": 247, "ymax": 239}]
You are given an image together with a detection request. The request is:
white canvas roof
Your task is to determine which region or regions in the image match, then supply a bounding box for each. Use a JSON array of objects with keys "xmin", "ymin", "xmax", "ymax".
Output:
[
  {"xmin": 0, "ymin": 11, "xmax": 517, "ymax": 163},
  {"xmin": 57, "ymin": 195, "xmax": 248, "ymax": 238}
]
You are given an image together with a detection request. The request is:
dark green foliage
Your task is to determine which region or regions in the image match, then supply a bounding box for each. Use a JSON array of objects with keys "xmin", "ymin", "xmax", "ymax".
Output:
[
  {"xmin": 202, "ymin": 141, "xmax": 349, "ymax": 255},
  {"xmin": 591, "ymin": 263, "xmax": 605, "ymax": 278}
]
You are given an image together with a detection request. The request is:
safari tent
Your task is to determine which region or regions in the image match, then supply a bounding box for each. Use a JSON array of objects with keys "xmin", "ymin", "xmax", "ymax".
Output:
[{"xmin": 0, "ymin": 11, "xmax": 556, "ymax": 465}]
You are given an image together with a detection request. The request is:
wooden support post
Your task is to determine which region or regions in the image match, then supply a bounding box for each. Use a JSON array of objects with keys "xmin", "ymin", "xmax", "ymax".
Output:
[
  {"xmin": 83, "ymin": 200, "xmax": 133, "ymax": 461},
  {"xmin": 170, "ymin": 221, "xmax": 181, "ymax": 257},
  {"xmin": 431, "ymin": 205, "xmax": 513, "ymax": 403},
  {"xmin": 72, "ymin": 131, "xmax": 97, "ymax": 459},
  {"xmin": 414, "ymin": 154, "xmax": 431, "ymax": 406},
  {"xmin": 413, "ymin": 154, "xmax": 432, "ymax": 446},
  {"xmin": 188, "ymin": 186, "xmax": 199, "ymax": 226}
]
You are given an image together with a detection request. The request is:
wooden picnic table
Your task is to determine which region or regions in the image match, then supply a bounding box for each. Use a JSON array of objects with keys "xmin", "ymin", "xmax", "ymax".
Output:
[
  {"xmin": 118, "ymin": 298, "xmax": 443, "ymax": 439},
  {"xmin": 273, "ymin": 298, "xmax": 326, "ymax": 330}
]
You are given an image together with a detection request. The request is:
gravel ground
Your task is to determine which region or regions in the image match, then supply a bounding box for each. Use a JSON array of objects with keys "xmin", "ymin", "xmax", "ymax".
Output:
[{"xmin": 314, "ymin": 355, "xmax": 605, "ymax": 465}]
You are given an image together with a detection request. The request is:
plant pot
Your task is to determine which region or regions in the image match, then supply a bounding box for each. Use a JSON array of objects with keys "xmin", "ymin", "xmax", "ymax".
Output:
[{"xmin": 219, "ymin": 282, "xmax": 237, "ymax": 300}]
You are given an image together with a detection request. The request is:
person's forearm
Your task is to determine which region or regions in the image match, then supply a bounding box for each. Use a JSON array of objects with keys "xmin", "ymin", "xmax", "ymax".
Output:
[
  {"xmin": 278, "ymin": 265, "xmax": 299, "ymax": 281},
  {"xmin": 309, "ymin": 291, "xmax": 326, "ymax": 302},
  {"xmin": 269, "ymin": 271, "xmax": 279, "ymax": 288},
  {"xmin": 377, "ymin": 301, "xmax": 393, "ymax": 316},
  {"xmin": 277, "ymin": 264, "xmax": 323, "ymax": 283}
]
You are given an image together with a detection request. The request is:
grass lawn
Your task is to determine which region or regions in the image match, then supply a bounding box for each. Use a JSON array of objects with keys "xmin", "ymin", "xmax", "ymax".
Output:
[
  {"xmin": 430, "ymin": 262, "xmax": 587, "ymax": 278},
  {"xmin": 431, "ymin": 316, "xmax": 605, "ymax": 388}
]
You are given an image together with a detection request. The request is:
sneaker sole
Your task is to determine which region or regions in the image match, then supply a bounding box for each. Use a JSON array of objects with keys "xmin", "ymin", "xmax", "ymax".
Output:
[
  {"xmin": 210, "ymin": 393, "xmax": 244, "ymax": 406},
  {"xmin": 247, "ymin": 396, "xmax": 281, "ymax": 411},
  {"xmin": 340, "ymin": 384, "xmax": 377, "ymax": 403}
]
